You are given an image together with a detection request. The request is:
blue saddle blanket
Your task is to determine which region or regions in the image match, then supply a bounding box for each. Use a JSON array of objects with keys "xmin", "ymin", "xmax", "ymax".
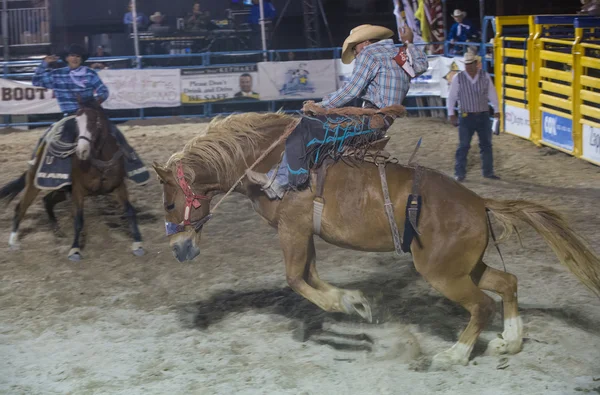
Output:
[{"xmin": 33, "ymin": 118, "xmax": 150, "ymax": 190}]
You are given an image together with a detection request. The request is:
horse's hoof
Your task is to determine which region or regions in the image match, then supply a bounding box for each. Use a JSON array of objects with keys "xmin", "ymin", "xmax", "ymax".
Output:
[
  {"xmin": 68, "ymin": 248, "xmax": 82, "ymax": 262},
  {"xmin": 132, "ymin": 242, "xmax": 145, "ymax": 257},
  {"xmin": 341, "ymin": 291, "xmax": 373, "ymax": 323},
  {"xmin": 430, "ymin": 346, "xmax": 470, "ymax": 371}
]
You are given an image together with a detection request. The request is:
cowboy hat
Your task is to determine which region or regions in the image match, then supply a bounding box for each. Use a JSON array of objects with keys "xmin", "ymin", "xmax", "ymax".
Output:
[
  {"xmin": 452, "ymin": 9, "xmax": 467, "ymax": 18},
  {"xmin": 60, "ymin": 43, "xmax": 89, "ymax": 63},
  {"xmin": 463, "ymin": 52, "xmax": 479, "ymax": 64},
  {"xmin": 341, "ymin": 24, "xmax": 394, "ymax": 64},
  {"xmin": 150, "ymin": 11, "xmax": 165, "ymax": 23}
]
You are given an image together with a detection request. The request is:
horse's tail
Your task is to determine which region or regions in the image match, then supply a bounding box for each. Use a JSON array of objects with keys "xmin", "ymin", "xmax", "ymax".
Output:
[
  {"xmin": 485, "ymin": 198, "xmax": 600, "ymax": 298},
  {"xmin": 0, "ymin": 172, "xmax": 26, "ymax": 204}
]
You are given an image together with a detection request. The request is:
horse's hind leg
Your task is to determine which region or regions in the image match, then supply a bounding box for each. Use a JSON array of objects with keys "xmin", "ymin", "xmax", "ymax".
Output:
[
  {"xmin": 472, "ymin": 261, "xmax": 523, "ymax": 355},
  {"xmin": 9, "ymin": 173, "xmax": 40, "ymax": 250},
  {"xmin": 44, "ymin": 190, "xmax": 68, "ymax": 236},
  {"xmin": 114, "ymin": 183, "xmax": 144, "ymax": 256},
  {"xmin": 425, "ymin": 273, "xmax": 496, "ymax": 370}
]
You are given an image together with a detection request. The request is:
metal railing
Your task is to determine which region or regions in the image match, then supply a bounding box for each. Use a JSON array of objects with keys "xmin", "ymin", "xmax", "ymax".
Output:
[{"xmin": 4, "ymin": 5, "xmax": 50, "ymax": 47}]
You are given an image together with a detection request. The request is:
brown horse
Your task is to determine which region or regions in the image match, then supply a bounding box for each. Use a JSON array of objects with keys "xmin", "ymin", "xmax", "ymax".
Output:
[
  {"xmin": 152, "ymin": 111, "xmax": 600, "ymax": 370},
  {"xmin": 0, "ymin": 100, "xmax": 145, "ymax": 261}
]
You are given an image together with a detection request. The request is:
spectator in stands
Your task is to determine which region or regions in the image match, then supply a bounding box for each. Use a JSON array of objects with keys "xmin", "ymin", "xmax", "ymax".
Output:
[
  {"xmin": 234, "ymin": 73, "xmax": 259, "ymax": 99},
  {"xmin": 446, "ymin": 52, "xmax": 500, "ymax": 182},
  {"xmin": 123, "ymin": 1, "xmax": 148, "ymax": 33},
  {"xmin": 185, "ymin": 2, "xmax": 210, "ymax": 31},
  {"xmin": 89, "ymin": 46, "xmax": 111, "ymax": 70},
  {"xmin": 448, "ymin": 9, "xmax": 474, "ymax": 55},
  {"xmin": 148, "ymin": 12, "xmax": 168, "ymax": 33}
]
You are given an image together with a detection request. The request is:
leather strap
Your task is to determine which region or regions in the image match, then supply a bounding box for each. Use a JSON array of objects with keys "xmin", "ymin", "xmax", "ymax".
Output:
[{"xmin": 378, "ymin": 163, "xmax": 403, "ymax": 255}]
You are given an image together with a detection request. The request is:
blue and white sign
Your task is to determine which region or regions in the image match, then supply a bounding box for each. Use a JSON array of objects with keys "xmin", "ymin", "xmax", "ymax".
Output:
[{"xmin": 541, "ymin": 112, "xmax": 573, "ymax": 152}]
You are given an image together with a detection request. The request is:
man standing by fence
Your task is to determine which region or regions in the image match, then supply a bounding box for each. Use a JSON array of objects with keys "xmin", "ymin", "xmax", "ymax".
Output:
[{"xmin": 446, "ymin": 52, "xmax": 500, "ymax": 182}]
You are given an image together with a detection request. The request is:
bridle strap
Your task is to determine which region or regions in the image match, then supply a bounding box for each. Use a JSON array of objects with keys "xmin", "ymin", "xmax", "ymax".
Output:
[{"xmin": 176, "ymin": 162, "xmax": 209, "ymax": 225}]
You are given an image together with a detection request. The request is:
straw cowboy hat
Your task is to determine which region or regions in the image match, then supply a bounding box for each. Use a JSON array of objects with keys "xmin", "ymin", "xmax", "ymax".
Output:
[
  {"xmin": 341, "ymin": 24, "xmax": 394, "ymax": 64},
  {"xmin": 150, "ymin": 11, "xmax": 165, "ymax": 23},
  {"xmin": 463, "ymin": 52, "xmax": 480, "ymax": 65},
  {"xmin": 452, "ymin": 9, "xmax": 467, "ymax": 19}
]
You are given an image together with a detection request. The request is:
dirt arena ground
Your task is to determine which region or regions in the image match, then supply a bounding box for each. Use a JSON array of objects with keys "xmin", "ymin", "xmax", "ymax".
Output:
[{"xmin": 0, "ymin": 116, "xmax": 599, "ymax": 395}]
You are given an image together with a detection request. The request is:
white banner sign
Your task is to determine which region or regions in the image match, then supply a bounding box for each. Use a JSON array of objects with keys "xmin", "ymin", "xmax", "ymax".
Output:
[
  {"xmin": 0, "ymin": 79, "xmax": 60, "ymax": 115},
  {"xmin": 257, "ymin": 60, "xmax": 337, "ymax": 101},
  {"xmin": 504, "ymin": 105, "xmax": 531, "ymax": 139},
  {"xmin": 181, "ymin": 65, "xmax": 259, "ymax": 104},
  {"xmin": 582, "ymin": 124, "xmax": 600, "ymax": 165},
  {"xmin": 99, "ymin": 69, "xmax": 181, "ymax": 109}
]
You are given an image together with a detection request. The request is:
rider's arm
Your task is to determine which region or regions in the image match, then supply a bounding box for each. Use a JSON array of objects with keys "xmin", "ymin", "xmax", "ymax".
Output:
[
  {"xmin": 32, "ymin": 60, "xmax": 54, "ymax": 89},
  {"xmin": 88, "ymin": 68, "xmax": 109, "ymax": 103},
  {"xmin": 446, "ymin": 75, "xmax": 460, "ymax": 116},
  {"xmin": 406, "ymin": 43, "xmax": 429, "ymax": 76},
  {"xmin": 320, "ymin": 54, "xmax": 378, "ymax": 108}
]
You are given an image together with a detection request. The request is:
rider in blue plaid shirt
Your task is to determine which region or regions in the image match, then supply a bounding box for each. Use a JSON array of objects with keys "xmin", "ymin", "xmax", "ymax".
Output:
[
  {"xmin": 30, "ymin": 44, "xmax": 137, "ymax": 169},
  {"xmin": 246, "ymin": 25, "xmax": 428, "ymax": 199},
  {"xmin": 33, "ymin": 45, "xmax": 109, "ymax": 114}
]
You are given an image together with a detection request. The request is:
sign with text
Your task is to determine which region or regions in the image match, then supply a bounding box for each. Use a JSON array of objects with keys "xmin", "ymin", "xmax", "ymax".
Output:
[
  {"xmin": 504, "ymin": 105, "xmax": 531, "ymax": 139},
  {"xmin": 99, "ymin": 69, "xmax": 181, "ymax": 109},
  {"xmin": 257, "ymin": 60, "xmax": 337, "ymax": 101},
  {"xmin": 0, "ymin": 79, "xmax": 61, "ymax": 114},
  {"xmin": 541, "ymin": 111, "xmax": 573, "ymax": 152},
  {"xmin": 181, "ymin": 65, "xmax": 259, "ymax": 104},
  {"xmin": 582, "ymin": 124, "xmax": 600, "ymax": 165}
]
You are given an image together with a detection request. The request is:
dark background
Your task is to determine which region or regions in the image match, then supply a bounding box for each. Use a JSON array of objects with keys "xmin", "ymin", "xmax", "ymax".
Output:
[{"xmin": 48, "ymin": 0, "xmax": 582, "ymax": 55}]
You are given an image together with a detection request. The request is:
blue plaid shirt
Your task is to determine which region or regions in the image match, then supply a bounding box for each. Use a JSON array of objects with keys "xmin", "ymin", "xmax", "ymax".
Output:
[
  {"xmin": 32, "ymin": 61, "xmax": 109, "ymax": 114},
  {"xmin": 321, "ymin": 39, "xmax": 428, "ymax": 109}
]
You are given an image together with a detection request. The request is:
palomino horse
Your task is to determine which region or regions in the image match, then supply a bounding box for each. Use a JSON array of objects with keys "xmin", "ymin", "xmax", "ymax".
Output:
[
  {"xmin": 152, "ymin": 111, "xmax": 600, "ymax": 370},
  {"xmin": 0, "ymin": 100, "xmax": 145, "ymax": 260}
]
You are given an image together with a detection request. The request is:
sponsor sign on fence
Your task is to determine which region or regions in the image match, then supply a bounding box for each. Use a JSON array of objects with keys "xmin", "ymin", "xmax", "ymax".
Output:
[
  {"xmin": 257, "ymin": 60, "xmax": 337, "ymax": 101},
  {"xmin": 541, "ymin": 111, "xmax": 574, "ymax": 152},
  {"xmin": 582, "ymin": 124, "xmax": 600, "ymax": 165},
  {"xmin": 180, "ymin": 65, "xmax": 259, "ymax": 104},
  {"xmin": 99, "ymin": 69, "xmax": 181, "ymax": 109},
  {"xmin": 0, "ymin": 79, "xmax": 60, "ymax": 114},
  {"xmin": 504, "ymin": 105, "xmax": 531, "ymax": 139}
]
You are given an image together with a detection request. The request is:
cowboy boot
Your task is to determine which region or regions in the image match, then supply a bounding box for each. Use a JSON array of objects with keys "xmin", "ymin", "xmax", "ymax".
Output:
[{"xmin": 245, "ymin": 169, "xmax": 286, "ymax": 199}]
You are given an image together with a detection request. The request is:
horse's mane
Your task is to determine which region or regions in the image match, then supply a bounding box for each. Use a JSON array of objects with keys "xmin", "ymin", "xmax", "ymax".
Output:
[{"xmin": 166, "ymin": 111, "xmax": 298, "ymax": 183}]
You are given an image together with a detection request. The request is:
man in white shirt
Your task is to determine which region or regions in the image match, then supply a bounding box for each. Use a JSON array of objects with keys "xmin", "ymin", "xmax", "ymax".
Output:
[{"xmin": 446, "ymin": 52, "xmax": 500, "ymax": 182}]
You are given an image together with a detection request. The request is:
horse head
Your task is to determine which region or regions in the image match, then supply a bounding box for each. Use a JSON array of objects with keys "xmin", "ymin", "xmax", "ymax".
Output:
[{"xmin": 74, "ymin": 97, "xmax": 109, "ymax": 161}]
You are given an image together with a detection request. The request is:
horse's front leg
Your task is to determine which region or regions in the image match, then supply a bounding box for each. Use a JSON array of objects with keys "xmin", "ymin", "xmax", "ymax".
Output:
[
  {"xmin": 114, "ymin": 183, "xmax": 144, "ymax": 256},
  {"xmin": 68, "ymin": 186, "xmax": 85, "ymax": 261},
  {"xmin": 279, "ymin": 223, "xmax": 372, "ymax": 322}
]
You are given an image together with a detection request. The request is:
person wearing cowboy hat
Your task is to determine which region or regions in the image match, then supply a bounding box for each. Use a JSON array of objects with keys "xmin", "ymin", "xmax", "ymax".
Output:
[
  {"xmin": 33, "ymin": 43, "xmax": 107, "ymax": 116},
  {"xmin": 30, "ymin": 44, "xmax": 142, "ymax": 175},
  {"xmin": 446, "ymin": 52, "xmax": 500, "ymax": 182},
  {"xmin": 317, "ymin": 24, "xmax": 428, "ymax": 109},
  {"xmin": 245, "ymin": 24, "xmax": 428, "ymax": 199},
  {"xmin": 448, "ymin": 9, "xmax": 474, "ymax": 54}
]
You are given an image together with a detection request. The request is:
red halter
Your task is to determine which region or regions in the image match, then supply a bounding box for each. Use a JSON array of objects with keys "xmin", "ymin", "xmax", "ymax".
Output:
[{"xmin": 176, "ymin": 162, "xmax": 209, "ymax": 225}]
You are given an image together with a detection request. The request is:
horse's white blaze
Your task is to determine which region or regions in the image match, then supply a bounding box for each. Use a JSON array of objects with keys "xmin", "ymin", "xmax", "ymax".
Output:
[
  {"xmin": 9, "ymin": 232, "xmax": 18, "ymax": 246},
  {"xmin": 502, "ymin": 316, "xmax": 523, "ymax": 343},
  {"xmin": 75, "ymin": 113, "xmax": 91, "ymax": 160}
]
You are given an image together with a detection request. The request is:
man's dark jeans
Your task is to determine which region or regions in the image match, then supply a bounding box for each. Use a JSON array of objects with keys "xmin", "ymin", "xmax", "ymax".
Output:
[{"xmin": 455, "ymin": 112, "xmax": 494, "ymax": 178}]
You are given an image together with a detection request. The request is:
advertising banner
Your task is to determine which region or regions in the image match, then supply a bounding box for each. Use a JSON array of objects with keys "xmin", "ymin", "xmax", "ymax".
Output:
[
  {"xmin": 541, "ymin": 111, "xmax": 574, "ymax": 152},
  {"xmin": 582, "ymin": 124, "xmax": 600, "ymax": 165},
  {"xmin": 0, "ymin": 79, "xmax": 60, "ymax": 115},
  {"xmin": 181, "ymin": 65, "xmax": 259, "ymax": 104},
  {"xmin": 257, "ymin": 60, "xmax": 337, "ymax": 101},
  {"xmin": 504, "ymin": 105, "xmax": 531, "ymax": 139},
  {"xmin": 99, "ymin": 69, "xmax": 181, "ymax": 109}
]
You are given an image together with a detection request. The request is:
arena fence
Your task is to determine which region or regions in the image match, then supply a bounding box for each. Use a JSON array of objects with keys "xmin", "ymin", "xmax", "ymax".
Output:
[{"xmin": 495, "ymin": 14, "xmax": 600, "ymax": 167}]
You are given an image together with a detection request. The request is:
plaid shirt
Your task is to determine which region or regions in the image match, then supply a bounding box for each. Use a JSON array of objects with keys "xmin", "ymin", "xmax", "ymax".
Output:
[
  {"xmin": 321, "ymin": 39, "xmax": 428, "ymax": 109},
  {"xmin": 32, "ymin": 61, "xmax": 109, "ymax": 114}
]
